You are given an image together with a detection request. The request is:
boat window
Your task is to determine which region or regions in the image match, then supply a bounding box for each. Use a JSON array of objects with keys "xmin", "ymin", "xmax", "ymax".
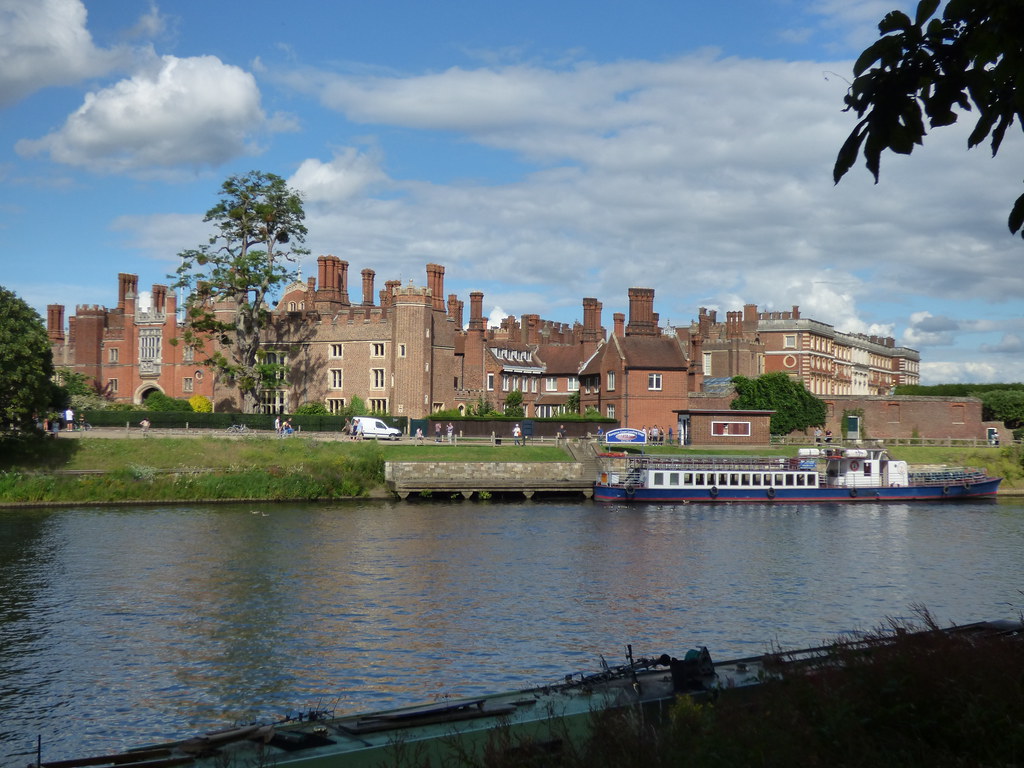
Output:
[
  {"xmin": 740, "ymin": 474, "xmax": 750, "ymax": 486},
  {"xmin": 774, "ymin": 474, "xmax": 785, "ymax": 486},
  {"xmin": 730, "ymin": 473, "xmax": 740, "ymax": 485},
  {"xmin": 653, "ymin": 472, "xmax": 664, "ymax": 485},
  {"xmin": 718, "ymin": 473, "xmax": 728, "ymax": 486},
  {"xmin": 669, "ymin": 472, "xmax": 679, "ymax": 486},
  {"xmin": 684, "ymin": 472, "xmax": 693, "ymax": 484},
  {"xmin": 795, "ymin": 475, "xmax": 804, "ymax": 486},
  {"xmin": 863, "ymin": 463, "xmax": 872, "ymax": 476},
  {"xmin": 695, "ymin": 473, "xmax": 704, "ymax": 485},
  {"xmin": 752, "ymin": 474, "xmax": 761, "ymax": 486},
  {"xmin": 785, "ymin": 474, "xmax": 794, "ymax": 486}
]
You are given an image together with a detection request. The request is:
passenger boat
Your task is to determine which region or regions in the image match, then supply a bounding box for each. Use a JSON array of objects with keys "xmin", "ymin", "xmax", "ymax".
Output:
[
  {"xmin": 593, "ymin": 446, "xmax": 1002, "ymax": 503},
  {"xmin": 32, "ymin": 620, "xmax": 1023, "ymax": 768}
]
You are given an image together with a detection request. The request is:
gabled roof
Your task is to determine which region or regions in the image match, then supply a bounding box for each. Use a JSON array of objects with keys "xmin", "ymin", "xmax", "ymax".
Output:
[
  {"xmin": 534, "ymin": 344, "xmax": 586, "ymax": 375},
  {"xmin": 580, "ymin": 335, "xmax": 688, "ymax": 375}
]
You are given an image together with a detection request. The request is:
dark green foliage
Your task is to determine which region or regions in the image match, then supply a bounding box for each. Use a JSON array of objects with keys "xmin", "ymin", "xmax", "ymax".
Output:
[
  {"xmin": 835, "ymin": 0, "xmax": 1024, "ymax": 237},
  {"xmin": 979, "ymin": 389, "xmax": 1024, "ymax": 428},
  {"xmin": 143, "ymin": 391, "xmax": 194, "ymax": 412},
  {"xmin": 0, "ymin": 286, "xmax": 58, "ymax": 433},
  {"xmin": 294, "ymin": 401, "xmax": 329, "ymax": 415},
  {"xmin": 896, "ymin": 382, "xmax": 1024, "ymax": 396},
  {"xmin": 503, "ymin": 390, "xmax": 525, "ymax": 417},
  {"xmin": 731, "ymin": 373, "xmax": 827, "ymax": 435}
]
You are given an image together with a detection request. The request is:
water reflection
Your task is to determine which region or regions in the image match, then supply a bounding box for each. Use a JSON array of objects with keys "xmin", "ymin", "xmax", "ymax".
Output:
[{"xmin": 1, "ymin": 499, "xmax": 1021, "ymax": 763}]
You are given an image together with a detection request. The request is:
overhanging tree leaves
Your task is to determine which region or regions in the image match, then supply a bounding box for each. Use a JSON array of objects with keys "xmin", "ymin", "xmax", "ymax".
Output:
[
  {"xmin": 0, "ymin": 286, "xmax": 57, "ymax": 432},
  {"xmin": 172, "ymin": 171, "xmax": 308, "ymax": 413},
  {"xmin": 834, "ymin": 0, "xmax": 1024, "ymax": 237},
  {"xmin": 731, "ymin": 373, "xmax": 827, "ymax": 435}
]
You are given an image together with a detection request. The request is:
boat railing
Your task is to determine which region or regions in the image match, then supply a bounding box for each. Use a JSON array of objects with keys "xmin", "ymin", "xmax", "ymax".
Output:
[
  {"xmin": 626, "ymin": 455, "xmax": 790, "ymax": 472},
  {"xmin": 907, "ymin": 467, "xmax": 991, "ymax": 485}
]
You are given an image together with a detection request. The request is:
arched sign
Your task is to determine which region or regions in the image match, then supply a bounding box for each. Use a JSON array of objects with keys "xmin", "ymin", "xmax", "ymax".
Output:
[{"xmin": 605, "ymin": 427, "xmax": 647, "ymax": 445}]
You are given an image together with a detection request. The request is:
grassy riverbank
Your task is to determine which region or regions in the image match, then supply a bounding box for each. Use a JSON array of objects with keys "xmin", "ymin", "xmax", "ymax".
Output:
[{"xmin": 0, "ymin": 434, "xmax": 570, "ymax": 505}]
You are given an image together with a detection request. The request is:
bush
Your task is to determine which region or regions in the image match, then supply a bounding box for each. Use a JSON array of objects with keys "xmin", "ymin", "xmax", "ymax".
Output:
[
  {"xmin": 294, "ymin": 401, "xmax": 329, "ymax": 415},
  {"xmin": 144, "ymin": 391, "xmax": 194, "ymax": 412},
  {"xmin": 189, "ymin": 395, "xmax": 213, "ymax": 412}
]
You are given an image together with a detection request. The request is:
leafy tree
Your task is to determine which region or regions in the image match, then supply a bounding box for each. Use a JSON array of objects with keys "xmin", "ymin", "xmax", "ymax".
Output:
[
  {"xmin": 503, "ymin": 389, "xmax": 525, "ymax": 418},
  {"xmin": 0, "ymin": 287, "xmax": 58, "ymax": 432},
  {"xmin": 979, "ymin": 389, "xmax": 1024, "ymax": 429},
  {"xmin": 565, "ymin": 390, "xmax": 580, "ymax": 415},
  {"xmin": 834, "ymin": 0, "xmax": 1024, "ymax": 236},
  {"xmin": 346, "ymin": 395, "xmax": 366, "ymax": 418},
  {"xmin": 731, "ymin": 373, "xmax": 827, "ymax": 435},
  {"xmin": 173, "ymin": 171, "xmax": 309, "ymax": 413}
]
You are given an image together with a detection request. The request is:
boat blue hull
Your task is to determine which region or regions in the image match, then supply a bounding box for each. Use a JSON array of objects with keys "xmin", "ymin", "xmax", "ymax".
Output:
[{"xmin": 593, "ymin": 478, "xmax": 1001, "ymax": 504}]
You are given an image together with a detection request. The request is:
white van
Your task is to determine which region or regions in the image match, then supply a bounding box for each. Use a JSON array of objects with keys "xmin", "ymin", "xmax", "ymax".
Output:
[{"xmin": 351, "ymin": 416, "xmax": 402, "ymax": 440}]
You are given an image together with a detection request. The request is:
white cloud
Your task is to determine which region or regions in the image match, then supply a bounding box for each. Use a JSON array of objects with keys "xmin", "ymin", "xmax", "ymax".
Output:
[
  {"xmin": 16, "ymin": 54, "xmax": 266, "ymax": 174},
  {"xmin": 0, "ymin": 0, "xmax": 129, "ymax": 107},
  {"xmin": 487, "ymin": 306, "xmax": 509, "ymax": 329},
  {"xmin": 289, "ymin": 148, "xmax": 388, "ymax": 204}
]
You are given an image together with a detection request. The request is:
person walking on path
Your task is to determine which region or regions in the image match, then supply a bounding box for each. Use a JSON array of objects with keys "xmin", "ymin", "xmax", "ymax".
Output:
[
  {"xmin": 434, "ymin": 423, "xmax": 442, "ymax": 443},
  {"xmin": 512, "ymin": 423, "xmax": 523, "ymax": 446},
  {"xmin": 446, "ymin": 422, "xmax": 454, "ymax": 443}
]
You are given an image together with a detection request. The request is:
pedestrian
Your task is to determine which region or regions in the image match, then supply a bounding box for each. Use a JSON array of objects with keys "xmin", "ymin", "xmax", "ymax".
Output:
[
  {"xmin": 667, "ymin": 426, "xmax": 674, "ymax": 444},
  {"xmin": 512, "ymin": 423, "xmax": 522, "ymax": 446},
  {"xmin": 139, "ymin": 418, "xmax": 151, "ymax": 435},
  {"xmin": 415, "ymin": 427, "xmax": 424, "ymax": 445},
  {"xmin": 356, "ymin": 420, "xmax": 364, "ymax": 439},
  {"xmin": 446, "ymin": 422, "xmax": 454, "ymax": 443},
  {"xmin": 64, "ymin": 406, "xmax": 75, "ymax": 431},
  {"xmin": 342, "ymin": 417, "xmax": 351, "ymax": 437},
  {"xmin": 814, "ymin": 427, "xmax": 823, "ymax": 443},
  {"xmin": 824, "ymin": 429, "xmax": 833, "ymax": 443},
  {"xmin": 651, "ymin": 425, "xmax": 660, "ymax": 444},
  {"xmin": 558, "ymin": 424, "xmax": 566, "ymax": 442},
  {"xmin": 275, "ymin": 415, "xmax": 282, "ymax": 436},
  {"xmin": 284, "ymin": 418, "xmax": 294, "ymax": 436},
  {"xmin": 596, "ymin": 425, "xmax": 604, "ymax": 440},
  {"xmin": 434, "ymin": 423, "xmax": 442, "ymax": 443}
]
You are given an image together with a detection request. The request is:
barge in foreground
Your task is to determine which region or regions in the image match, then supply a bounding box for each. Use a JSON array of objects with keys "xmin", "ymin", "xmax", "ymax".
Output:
[
  {"xmin": 594, "ymin": 446, "xmax": 1002, "ymax": 503},
  {"xmin": 31, "ymin": 620, "xmax": 1023, "ymax": 768}
]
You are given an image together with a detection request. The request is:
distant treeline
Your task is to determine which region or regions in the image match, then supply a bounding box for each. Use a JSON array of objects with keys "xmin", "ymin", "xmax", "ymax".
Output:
[{"xmin": 895, "ymin": 383, "xmax": 1024, "ymax": 396}]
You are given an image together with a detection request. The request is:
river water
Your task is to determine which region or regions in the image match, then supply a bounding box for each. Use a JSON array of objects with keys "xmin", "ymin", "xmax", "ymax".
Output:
[{"xmin": 2, "ymin": 498, "xmax": 1022, "ymax": 764}]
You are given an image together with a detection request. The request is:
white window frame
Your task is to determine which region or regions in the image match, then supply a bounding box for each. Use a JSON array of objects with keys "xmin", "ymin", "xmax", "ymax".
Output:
[
  {"xmin": 648, "ymin": 373, "xmax": 663, "ymax": 391},
  {"xmin": 371, "ymin": 368, "xmax": 385, "ymax": 389},
  {"xmin": 330, "ymin": 343, "xmax": 343, "ymax": 358},
  {"xmin": 545, "ymin": 377, "xmax": 558, "ymax": 391},
  {"xmin": 372, "ymin": 342, "xmax": 385, "ymax": 357},
  {"xmin": 607, "ymin": 371, "xmax": 615, "ymax": 390},
  {"xmin": 330, "ymin": 368, "xmax": 343, "ymax": 389}
]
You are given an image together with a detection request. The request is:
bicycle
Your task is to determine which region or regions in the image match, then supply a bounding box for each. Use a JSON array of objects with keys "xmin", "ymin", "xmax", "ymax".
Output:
[{"xmin": 226, "ymin": 424, "xmax": 250, "ymax": 435}]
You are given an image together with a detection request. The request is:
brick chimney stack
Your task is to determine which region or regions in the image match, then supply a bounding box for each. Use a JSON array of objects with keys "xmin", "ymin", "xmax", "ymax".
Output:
[
  {"xmin": 625, "ymin": 287, "xmax": 657, "ymax": 336},
  {"xmin": 426, "ymin": 263, "xmax": 446, "ymax": 311},
  {"xmin": 47, "ymin": 304, "xmax": 65, "ymax": 342},
  {"xmin": 361, "ymin": 269, "xmax": 375, "ymax": 306},
  {"xmin": 613, "ymin": 312, "xmax": 625, "ymax": 338}
]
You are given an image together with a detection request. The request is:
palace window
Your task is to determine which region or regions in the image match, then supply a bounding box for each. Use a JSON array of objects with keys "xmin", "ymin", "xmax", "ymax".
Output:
[
  {"xmin": 139, "ymin": 329, "xmax": 160, "ymax": 362},
  {"xmin": 784, "ymin": 334, "xmax": 797, "ymax": 349},
  {"xmin": 369, "ymin": 398, "xmax": 388, "ymax": 413},
  {"xmin": 546, "ymin": 377, "xmax": 558, "ymax": 391},
  {"xmin": 399, "ymin": 344, "xmax": 407, "ymax": 357},
  {"xmin": 372, "ymin": 368, "xmax": 385, "ymax": 389},
  {"xmin": 109, "ymin": 378, "xmax": 118, "ymax": 392},
  {"xmin": 108, "ymin": 347, "xmax": 119, "ymax": 363},
  {"xmin": 372, "ymin": 343, "xmax": 385, "ymax": 357},
  {"xmin": 606, "ymin": 404, "xmax": 615, "ymax": 419},
  {"xmin": 183, "ymin": 346, "xmax": 194, "ymax": 363},
  {"xmin": 607, "ymin": 371, "xmax": 615, "ymax": 390},
  {"xmin": 330, "ymin": 344, "xmax": 343, "ymax": 358},
  {"xmin": 183, "ymin": 377, "xmax": 193, "ymax": 393},
  {"xmin": 330, "ymin": 369, "xmax": 343, "ymax": 389},
  {"xmin": 326, "ymin": 398, "xmax": 346, "ymax": 414},
  {"xmin": 487, "ymin": 372, "xmax": 495, "ymax": 391},
  {"xmin": 260, "ymin": 389, "xmax": 286, "ymax": 414},
  {"xmin": 648, "ymin": 373, "xmax": 662, "ymax": 391},
  {"xmin": 567, "ymin": 377, "xmax": 579, "ymax": 391}
]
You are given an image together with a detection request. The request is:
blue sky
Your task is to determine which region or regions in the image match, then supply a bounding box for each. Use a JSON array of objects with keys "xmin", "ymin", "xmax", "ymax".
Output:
[{"xmin": 2, "ymin": 0, "xmax": 1023, "ymax": 384}]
